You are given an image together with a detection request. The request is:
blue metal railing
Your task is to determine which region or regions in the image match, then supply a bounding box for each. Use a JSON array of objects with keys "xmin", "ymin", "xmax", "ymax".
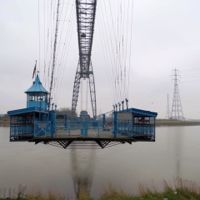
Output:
[
  {"xmin": 56, "ymin": 118, "xmax": 102, "ymax": 136},
  {"xmin": 10, "ymin": 110, "xmax": 156, "ymax": 140},
  {"xmin": 10, "ymin": 121, "xmax": 53, "ymax": 139},
  {"xmin": 10, "ymin": 125, "xmax": 33, "ymax": 140},
  {"xmin": 116, "ymin": 122, "xmax": 155, "ymax": 137}
]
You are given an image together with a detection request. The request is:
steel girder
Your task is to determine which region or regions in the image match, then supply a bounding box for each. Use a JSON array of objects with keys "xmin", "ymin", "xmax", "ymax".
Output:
[
  {"xmin": 76, "ymin": 0, "xmax": 97, "ymax": 78},
  {"xmin": 71, "ymin": 0, "xmax": 97, "ymax": 118},
  {"xmin": 71, "ymin": 63, "xmax": 97, "ymax": 118},
  {"xmin": 88, "ymin": 63, "xmax": 97, "ymax": 118},
  {"xmin": 72, "ymin": 64, "xmax": 81, "ymax": 114}
]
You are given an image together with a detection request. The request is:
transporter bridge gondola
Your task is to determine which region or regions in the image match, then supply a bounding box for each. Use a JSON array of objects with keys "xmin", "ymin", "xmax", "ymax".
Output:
[
  {"xmin": 7, "ymin": 0, "xmax": 157, "ymax": 149},
  {"xmin": 8, "ymin": 74, "xmax": 157, "ymax": 149}
]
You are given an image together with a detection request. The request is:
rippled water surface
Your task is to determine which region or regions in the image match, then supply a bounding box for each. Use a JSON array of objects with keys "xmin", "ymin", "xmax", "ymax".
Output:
[{"xmin": 0, "ymin": 126, "xmax": 200, "ymax": 198}]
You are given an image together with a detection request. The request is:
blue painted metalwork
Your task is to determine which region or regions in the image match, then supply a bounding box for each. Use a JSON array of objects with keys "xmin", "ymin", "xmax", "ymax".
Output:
[
  {"xmin": 8, "ymin": 108, "xmax": 56, "ymax": 141},
  {"xmin": 112, "ymin": 111, "xmax": 117, "ymax": 137},
  {"xmin": 7, "ymin": 74, "xmax": 157, "ymax": 147},
  {"xmin": 26, "ymin": 75, "xmax": 48, "ymax": 93},
  {"xmin": 112, "ymin": 108, "xmax": 157, "ymax": 140},
  {"xmin": 57, "ymin": 114, "xmax": 100, "ymax": 136},
  {"xmin": 49, "ymin": 111, "xmax": 56, "ymax": 137},
  {"xmin": 8, "ymin": 106, "xmax": 157, "ymax": 143},
  {"xmin": 8, "ymin": 75, "xmax": 56, "ymax": 141},
  {"xmin": 8, "ymin": 107, "xmax": 48, "ymax": 116},
  {"xmin": 25, "ymin": 74, "xmax": 48, "ymax": 110}
]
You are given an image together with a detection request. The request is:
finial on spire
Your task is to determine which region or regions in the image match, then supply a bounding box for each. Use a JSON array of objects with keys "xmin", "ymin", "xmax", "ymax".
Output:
[{"xmin": 32, "ymin": 60, "xmax": 37, "ymax": 79}]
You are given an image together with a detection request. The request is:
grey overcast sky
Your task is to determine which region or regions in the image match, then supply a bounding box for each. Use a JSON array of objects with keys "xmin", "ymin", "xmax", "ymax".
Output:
[{"xmin": 0, "ymin": 0, "xmax": 200, "ymax": 119}]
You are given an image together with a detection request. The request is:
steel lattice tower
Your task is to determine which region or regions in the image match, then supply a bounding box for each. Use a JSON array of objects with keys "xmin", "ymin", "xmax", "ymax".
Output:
[
  {"xmin": 72, "ymin": 0, "xmax": 97, "ymax": 118},
  {"xmin": 170, "ymin": 69, "xmax": 184, "ymax": 120},
  {"xmin": 166, "ymin": 94, "xmax": 170, "ymax": 119}
]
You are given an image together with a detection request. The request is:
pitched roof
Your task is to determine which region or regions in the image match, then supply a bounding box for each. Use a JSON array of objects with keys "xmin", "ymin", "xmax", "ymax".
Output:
[
  {"xmin": 118, "ymin": 107, "xmax": 157, "ymax": 117},
  {"xmin": 25, "ymin": 74, "xmax": 48, "ymax": 94},
  {"xmin": 7, "ymin": 107, "xmax": 49, "ymax": 116}
]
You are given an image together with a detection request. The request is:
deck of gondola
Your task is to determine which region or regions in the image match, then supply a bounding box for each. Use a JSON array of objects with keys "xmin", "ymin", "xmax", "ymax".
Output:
[{"xmin": 20, "ymin": 135, "xmax": 155, "ymax": 148}]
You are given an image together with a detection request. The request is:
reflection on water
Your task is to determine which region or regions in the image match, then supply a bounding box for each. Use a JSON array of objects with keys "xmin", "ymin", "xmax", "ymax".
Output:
[
  {"xmin": 0, "ymin": 126, "xmax": 200, "ymax": 198},
  {"xmin": 174, "ymin": 127, "xmax": 183, "ymax": 178},
  {"xmin": 70, "ymin": 148, "xmax": 95, "ymax": 199}
]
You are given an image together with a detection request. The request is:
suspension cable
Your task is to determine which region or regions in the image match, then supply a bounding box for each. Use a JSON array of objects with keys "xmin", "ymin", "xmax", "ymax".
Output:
[
  {"xmin": 37, "ymin": 0, "xmax": 41, "ymax": 72},
  {"xmin": 48, "ymin": 0, "xmax": 61, "ymax": 109}
]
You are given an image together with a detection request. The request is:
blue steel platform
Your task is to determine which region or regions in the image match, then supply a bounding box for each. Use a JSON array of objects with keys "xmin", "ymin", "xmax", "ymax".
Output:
[
  {"xmin": 8, "ymin": 108, "xmax": 157, "ymax": 148},
  {"xmin": 7, "ymin": 75, "xmax": 157, "ymax": 149}
]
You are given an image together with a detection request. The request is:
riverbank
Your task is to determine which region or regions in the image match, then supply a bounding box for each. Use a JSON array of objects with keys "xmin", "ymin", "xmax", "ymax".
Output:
[
  {"xmin": 1, "ymin": 112, "xmax": 200, "ymax": 128},
  {"xmin": 100, "ymin": 185, "xmax": 200, "ymax": 200},
  {"xmin": 1, "ymin": 117, "xmax": 200, "ymax": 128},
  {"xmin": 156, "ymin": 119, "xmax": 200, "ymax": 126},
  {"xmin": 0, "ymin": 115, "xmax": 9, "ymax": 127},
  {"xmin": 99, "ymin": 179, "xmax": 200, "ymax": 199},
  {"xmin": 1, "ymin": 184, "xmax": 200, "ymax": 200}
]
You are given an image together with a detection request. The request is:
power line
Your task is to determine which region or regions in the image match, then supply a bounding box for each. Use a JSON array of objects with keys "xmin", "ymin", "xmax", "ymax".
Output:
[{"xmin": 166, "ymin": 93, "xmax": 170, "ymax": 119}]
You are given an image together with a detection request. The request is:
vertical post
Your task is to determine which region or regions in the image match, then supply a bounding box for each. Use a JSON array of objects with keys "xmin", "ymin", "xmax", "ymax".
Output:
[
  {"xmin": 153, "ymin": 117, "xmax": 155, "ymax": 140},
  {"xmin": 81, "ymin": 118, "xmax": 88, "ymax": 136},
  {"xmin": 102, "ymin": 114, "xmax": 105, "ymax": 130},
  {"xmin": 113, "ymin": 105, "xmax": 115, "ymax": 111},
  {"xmin": 49, "ymin": 111, "xmax": 56, "ymax": 137},
  {"xmin": 33, "ymin": 112, "xmax": 35, "ymax": 137},
  {"xmin": 112, "ymin": 111, "xmax": 117, "ymax": 137},
  {"xmin": 64, "ymin": 114, "xmax": 67, "ymax": 130},
  {"xmin": 10, "ymin": 116, "xmax": 12, "ymax": 140},
  {"xmin": 125, "ymin": 98, "xmax": 129, "ymax": 110},
  {"xmin": 132, "ymin": 113, "xmax": 134, "ymax": 136},
  {"xmin": 121, "ymin": 101, "xmax": 124, "ymax": 110},
  {"xmin": 118, "ymin": 103, "xmax": 121, "ymax": 111}
]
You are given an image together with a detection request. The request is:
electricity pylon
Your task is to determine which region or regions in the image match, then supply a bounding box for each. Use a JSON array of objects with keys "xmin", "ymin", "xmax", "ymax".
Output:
[{"xmin": 170, "ymin": 69, "xmax": 184, "ymax": 120}]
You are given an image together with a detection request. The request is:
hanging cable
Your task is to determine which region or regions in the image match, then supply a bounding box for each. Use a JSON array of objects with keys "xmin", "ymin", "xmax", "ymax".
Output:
[
  {"xmin": 37, "ymin": 0, "xmax": 41, "ymax": 72},
  {"xmin": 54, "ymin": 1, "xmax": 75, "ymax": 105},
  {"xmin": 48, "ymin": 0, "xmax": 61, "ymax": 108},
  {"xmin": 103, "ymin": 0, "xmax": 120, "ymax": 103},
  {"xmin": 43, "ymin": 0, "xmax": 46, "ymax": 82},
  {"xmin": 94, "ymin": 0, "xmax": 115, "ymax": 113},
  {"xmin": 101, "ymin": 0, "xmax": 134, "ymax": 107},
  {"xmin": 127, "ymin": 0, "xmax": 134, "ymax": 100}
]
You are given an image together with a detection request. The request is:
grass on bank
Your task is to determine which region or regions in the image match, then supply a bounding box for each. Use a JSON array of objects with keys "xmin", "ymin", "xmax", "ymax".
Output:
[
  {"xmin": 100, "ymin": 187, "xmax": 200, "ymax": 200},
  {"xmin": 1, "ymin": 180, "xmax": 200, "ymax": 200},
  {"xmin": 100, "ymin": 180, "xmax": 200, "ymax": 200}
]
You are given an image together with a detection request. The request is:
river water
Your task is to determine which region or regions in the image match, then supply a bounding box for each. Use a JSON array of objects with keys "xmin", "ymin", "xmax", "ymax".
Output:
[{"xmin": 0, "ymin": 126, "xmax": 200, "ymax": 198}]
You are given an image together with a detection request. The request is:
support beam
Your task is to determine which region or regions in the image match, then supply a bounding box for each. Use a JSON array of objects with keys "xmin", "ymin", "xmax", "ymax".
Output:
[
  {"xmin": 76, "ymin": 0, "xmax": 97, "ymax": 79},
  {"xmin": 72, "ymin": 0, "xmax": 97, "ymax": 118}
]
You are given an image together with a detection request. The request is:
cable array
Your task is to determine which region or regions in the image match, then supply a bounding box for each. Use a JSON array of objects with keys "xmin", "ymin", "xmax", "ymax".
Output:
[
  {"xmin": 36, "ymin": 0, "xmax": 76, "ymax": 109},
  {"xmin": 96, "ymin": 0, "xmax": 134, "ymax": 107},
  {"xmin": 36, "ymin": 0, "xmax": 134, "ymax": 111}
]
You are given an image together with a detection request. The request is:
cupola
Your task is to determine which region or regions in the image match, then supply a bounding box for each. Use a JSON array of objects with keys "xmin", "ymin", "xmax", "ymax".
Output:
[{"xmin": 25, "ymin": 74, "xmax": 48, "ymax": 110}]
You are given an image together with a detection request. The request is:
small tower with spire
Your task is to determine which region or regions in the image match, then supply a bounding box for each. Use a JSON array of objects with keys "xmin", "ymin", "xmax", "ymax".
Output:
[
  {"xmin": 25, "ymin": 74, "xmax": 48, "ymax": 110},
  {"xmin": 7, "ymin": 73, "xmax": 56, "ymax": 140}
]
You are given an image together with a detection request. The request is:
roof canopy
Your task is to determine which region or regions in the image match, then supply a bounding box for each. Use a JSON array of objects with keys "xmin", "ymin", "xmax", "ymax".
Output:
[
  {"xmin": 118, "ymin": 108, "xmax": 157, "ymax": 117},
  {"xmin": 25, "ymin": 74, "xmax": 48, "ymax": 94}
]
